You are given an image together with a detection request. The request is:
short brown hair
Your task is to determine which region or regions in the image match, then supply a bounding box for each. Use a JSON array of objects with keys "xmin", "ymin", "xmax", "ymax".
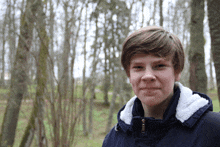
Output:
[{"xmin": 121, "ymin": 26, "xmax": 185, "ymax": 76}]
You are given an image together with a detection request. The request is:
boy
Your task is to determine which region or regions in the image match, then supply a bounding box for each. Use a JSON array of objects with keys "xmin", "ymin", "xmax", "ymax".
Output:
[{"xmin": 102, "ymin": 26, "xmax": 220, "ymax": 147}]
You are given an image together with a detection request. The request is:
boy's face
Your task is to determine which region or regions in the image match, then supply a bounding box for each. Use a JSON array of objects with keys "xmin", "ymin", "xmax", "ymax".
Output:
[{"xmin": 129, "ymin": 54, "xmax": 181, "ymax": 107}]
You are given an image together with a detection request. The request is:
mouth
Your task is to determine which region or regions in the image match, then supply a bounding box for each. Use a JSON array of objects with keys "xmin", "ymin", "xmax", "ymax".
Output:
[
  {"xmin": 140, "ymin": 88, "xmax": 159, "ymax": 96},
  {"xmin": 140, "ymin": 87, "xmax": 161, "ymax": 93},
  {"xmin": 140, "ymin": 87, "xmax": 160, "ymax": 90}
]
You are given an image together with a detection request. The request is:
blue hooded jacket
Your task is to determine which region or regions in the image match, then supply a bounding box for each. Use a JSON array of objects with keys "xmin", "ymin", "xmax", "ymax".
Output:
[{"xmin": 102, "ymin": 83, "xmax": 220, "ymax": 147}]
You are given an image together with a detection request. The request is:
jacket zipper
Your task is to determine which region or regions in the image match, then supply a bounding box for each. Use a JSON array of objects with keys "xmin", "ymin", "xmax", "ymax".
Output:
[{"xmin": 141, "ymin": 119, "xmax": 145, "ymax": 133}]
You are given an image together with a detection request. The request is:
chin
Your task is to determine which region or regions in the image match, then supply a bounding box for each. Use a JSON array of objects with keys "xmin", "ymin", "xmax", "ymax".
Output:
[
  {"xmin": 139, "ymin": 95, "xmax": 168, "ymax": 107},
  {"xmin": 140, "ymin": 98, "xmax": 160, "ymax": 107}
]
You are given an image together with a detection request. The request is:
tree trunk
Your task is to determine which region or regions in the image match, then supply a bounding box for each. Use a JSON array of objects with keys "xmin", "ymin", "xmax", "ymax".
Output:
[
  {"xmin": 207, "ymin": 0, "xmax": 220, "ymax": 102},
  {"xmin": 82, "ymin": 3, "xmax": 88, "ymax": 136},
  {"xmin": 103, "ymin": 12, "xmax": 110, "ymax": 106},
  {"xmin": 189, "ymin": 0, "xmax": 207, "ymax": 93},
  {"xmin": 1, "ymin": 10, "xmax": 7, "ymax": 88},
  {"xmin": 8, "ymin": 0, "xmax": 17, "ymax": 80},
  {"xmin": 106, "ymin": 12, "xmax": 118, "ymax": 132},
  {"xmin": 209, "ymin": 53, "xmax": 215, "ymax": 90},
  {"xmin": 106, "ymin": 47, "xmax": 119, "ymax": 133},
  {"xmin": 88, "ymin": 9, "xmax": 100, "ymax": 135},
  {"xmin": 48, "ymin": 0, "xmax": 55, "ymax": 101},
  {"xmin": 159, "ymin": 0, "xmax": 163, "ymax": 26},
  {"xmin": 60, "ymin": 2, "xmax": 71, "ymax": 100},
  {"xmin": 119, "ymin": 73, "xmax": 132, "ymax": 106},
  {"xmin": 0, "ymin": 0, "xmax": 38, "ymax": 146},
  {"xmin": 70, "ymin": 3, "xmax": 83, "ymax": 103},
  {"xmin": 141, "ymin": 0, "xmax": 145, "ymax": 27},
  {"xmin": 19, "ymin": 0, "xmax": 49, "ymax": 146},
  {"xmin": 106, "ymin": 85, "xmax": 117, "ymax": 133},
  {"xmin": 152, "ymin": 0, "xmax": 157, "ymax": 25}
]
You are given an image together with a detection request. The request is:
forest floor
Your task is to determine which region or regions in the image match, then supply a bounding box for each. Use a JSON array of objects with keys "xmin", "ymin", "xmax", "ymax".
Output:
[
  {"xmin": 74, "ymin": 101, "xmax": 120, "ymax": 147},
  {"xmin": 0, "ymin": 98, "xmax": 120, "ymax": 147},
  {"xmin": 0, "ymin": 89, "xmax": 219, "ymax": 147}
]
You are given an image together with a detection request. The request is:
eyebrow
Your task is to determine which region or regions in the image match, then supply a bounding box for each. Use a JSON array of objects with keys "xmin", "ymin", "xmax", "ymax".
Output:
[
  {"xmin": 153, "ymin": 59, "xmax": 169, "ymax": 64},
  {"xmin": 131, "ymin": 58, "xmax": 168, "ymax": 64}
]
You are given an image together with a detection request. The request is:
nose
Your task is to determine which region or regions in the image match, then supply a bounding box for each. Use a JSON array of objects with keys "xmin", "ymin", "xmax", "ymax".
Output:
[{"xmin": 141, "ymin": 68, "xmax": 156, "ymax": 82}]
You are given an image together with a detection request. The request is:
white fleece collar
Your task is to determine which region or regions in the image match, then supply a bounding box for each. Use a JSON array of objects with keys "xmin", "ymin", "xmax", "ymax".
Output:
[
  {"xmin": 120, "ymin": 82, "xmax": 209, "ymax": 125},
  {"xmin": 120, "ymin": 96, "xmax": 136, "ymax": 125}
]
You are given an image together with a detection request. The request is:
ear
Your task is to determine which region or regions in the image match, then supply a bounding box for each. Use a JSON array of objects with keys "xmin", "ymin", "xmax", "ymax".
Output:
[{"xmin": 175, "ymin": 73, "xmax": 181, "ymax": 81}]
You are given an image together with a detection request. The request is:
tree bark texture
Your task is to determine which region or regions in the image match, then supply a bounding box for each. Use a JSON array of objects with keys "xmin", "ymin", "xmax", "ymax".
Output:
[
  {"xmin": 106, "ymin": 13, "xmax": 118, "ymax": 132},
  {"xmin": 60, "ymin": 2, "xmax": 71, "ymax": 100},
  {"xmin": 159, "ymin": 0, "xmax": 163, "ymax": 26},
  {"xmin": 1, "ymin": 11, "xmax": 6, "ymax": 88},
  {"xmin": 0, "ymin": 0, "xmax": 39, "ymax": 146},
  {"xmin": 141, "ymin": 0, "xmax": 145, "ymax": 27},
  {"xmin": 189, "ymin": 0, "xmax": 207, "ymax": 94},
  {"xmin": 8, "ymin": 0, "xmax": 17, "ymax": 76},
  {"xmin": 82, "ymin": 4, "xmax": 88, "ymax": 136},
  {"xmin": 207, "ymin": 0, "xmax": 220, "ymax": 102},
  {"xmin": 103, "ymin": 12, "xmax": 110, "ymax": 106},
  {"xmin": 209, "ymin": 53, "xmax": 215, "ymax": 90},
  {"xmin": 19, "ymin": 0, "xmax": 49, "ymax": 146}
]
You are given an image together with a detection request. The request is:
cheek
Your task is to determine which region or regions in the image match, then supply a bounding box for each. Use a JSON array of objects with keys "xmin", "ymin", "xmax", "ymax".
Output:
[
  {"xmin": 130, "ymin": 73, "xmax": 141, "ymax": 81},
  {"xmin": 129, "ymin": 76, "xmax": 139, "ymax": 90},
  {"xmin": 163, "ymin": 77, "xmax": 175, "ymax": 83},
  {"xmin": 129, "ymin": 78, "xmax": 136, "ymax": 87}
]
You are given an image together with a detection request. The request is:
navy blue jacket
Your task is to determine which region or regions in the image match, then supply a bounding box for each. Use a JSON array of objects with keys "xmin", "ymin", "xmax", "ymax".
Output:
[{"xmin": 102, "ymin": 83, "xmax": 220, "ymax": 147}]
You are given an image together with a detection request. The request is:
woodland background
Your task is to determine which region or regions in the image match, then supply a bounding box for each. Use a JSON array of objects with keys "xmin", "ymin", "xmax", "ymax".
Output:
[{"xmin": 0, "ymin": 0, "xmax": 220, "ymax": 146}]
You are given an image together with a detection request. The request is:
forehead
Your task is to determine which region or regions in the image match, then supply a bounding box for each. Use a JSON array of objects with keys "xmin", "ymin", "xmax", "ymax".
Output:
[{"xmin": 130, "ymin": 54, "xmax": 173, "ymax": 64}]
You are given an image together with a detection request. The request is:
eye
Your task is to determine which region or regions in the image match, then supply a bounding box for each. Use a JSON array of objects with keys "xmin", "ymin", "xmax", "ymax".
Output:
[
  {"xmin": 134, "ymin": 66, "xmax": 143, "ymax": 69},
  {"xmin": 132, "ymin": 66, "xmax": 144, "ymax": 71},
  {"xmin": 154, "ymin": 64, "xmax": 166, "ymax": 70}
]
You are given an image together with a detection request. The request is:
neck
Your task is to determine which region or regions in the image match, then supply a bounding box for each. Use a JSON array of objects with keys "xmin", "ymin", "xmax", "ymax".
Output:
[{"xmin": 142, "ymin": 96, "xmax": 172, "ymax": 119}]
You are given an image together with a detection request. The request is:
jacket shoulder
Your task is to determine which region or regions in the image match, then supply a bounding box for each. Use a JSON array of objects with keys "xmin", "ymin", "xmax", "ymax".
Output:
[
  {"xmin": 102, "ymin": 124, "xmax": 134, "ymax": 147},
  {"xmin": 102, "ymin": 125, "xmax": 123, "ymax": 147},
  {"xmin": 198, "ymin": 111, "xmax": 220, "ymax": 146},
  {"xmin": 102, "ymin": 127, "xmax": 115, "ymax": 147},
  {"xmin": 202, "ymin": 111, "xmax": 220, "ymax": 126}
]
